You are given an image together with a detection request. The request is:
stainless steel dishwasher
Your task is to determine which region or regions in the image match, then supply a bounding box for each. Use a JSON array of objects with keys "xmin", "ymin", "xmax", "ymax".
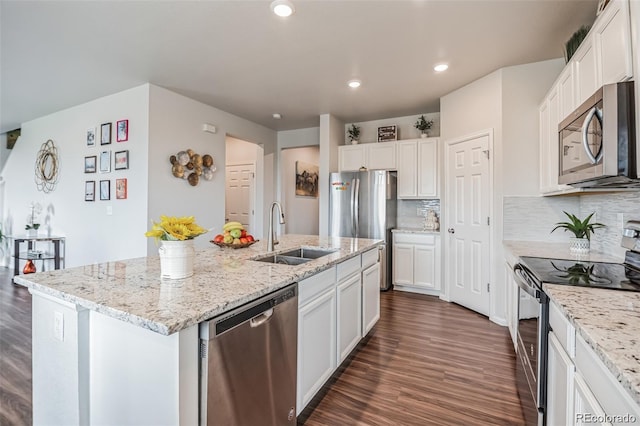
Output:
[{"xmin": 199, "ymin": 283, "xmax": 298, "ymax": 425}]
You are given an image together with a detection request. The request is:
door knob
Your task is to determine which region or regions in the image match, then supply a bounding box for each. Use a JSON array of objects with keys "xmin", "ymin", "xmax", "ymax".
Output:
[{"xmin": 448, "ymin": 228, "xmax": 455, "ymax": 234}]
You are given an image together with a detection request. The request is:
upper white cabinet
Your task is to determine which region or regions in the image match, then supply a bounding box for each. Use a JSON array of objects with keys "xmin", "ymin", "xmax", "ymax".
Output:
[
  {"xmin": 573, "ymin": 36, "xmax": 598, "ymax": 107},
  {"xmin": 539, "ymin": 84, "xmax": 570, "ymax": 194},
  {"xmin": 594, "ymin": 0, "xmax": 633, "ymax": 86},
  {"xmin": 397, "ymin": 138, "xmax": 438, "ymax": 199},
  {"xmin": 558, "ymin": 65, "xmax": 576, "ymax": 121},
  {"xmin": 338, "ymin": 141, "xmax": 397, "ymax": 171}
]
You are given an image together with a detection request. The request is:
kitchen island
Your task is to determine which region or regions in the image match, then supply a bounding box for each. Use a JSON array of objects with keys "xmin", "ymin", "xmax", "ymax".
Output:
[{"xmin": 14, "ymin": 234, "xmax": 382, "ymax": 425}]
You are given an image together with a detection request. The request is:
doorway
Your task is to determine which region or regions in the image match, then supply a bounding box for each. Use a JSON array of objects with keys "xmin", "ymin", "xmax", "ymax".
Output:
[{"xmin": 444, "ymin": 130, "xmax": 492, "ymax": 316}]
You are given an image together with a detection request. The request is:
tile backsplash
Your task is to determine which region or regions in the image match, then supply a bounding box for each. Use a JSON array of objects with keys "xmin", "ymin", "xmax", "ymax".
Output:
[{"xmin": 397, "ymin": 199, "xmax": 440, "ymax": 229}]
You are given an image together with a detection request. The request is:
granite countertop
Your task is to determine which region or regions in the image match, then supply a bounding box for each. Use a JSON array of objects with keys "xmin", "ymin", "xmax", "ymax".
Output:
[
  {"xmin": 14, "ymin": 234, "xmax": 382, "ymax": 336},
  {"xmin": 392, "ymin": 228, "xmax": 441, "ymax": 234},
  {"xmin": 503, "ymin": 240, "xmax": 639, "ymax": 405},
  {"xmin": 544, "ymin": 285, "xmax": 640, "ymax": 406}
]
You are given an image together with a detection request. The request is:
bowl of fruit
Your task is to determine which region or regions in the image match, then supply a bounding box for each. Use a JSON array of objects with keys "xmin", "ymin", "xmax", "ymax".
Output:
[{"xmin": 211, "ymin": 222, "xmax": 258, "ymax": 249}]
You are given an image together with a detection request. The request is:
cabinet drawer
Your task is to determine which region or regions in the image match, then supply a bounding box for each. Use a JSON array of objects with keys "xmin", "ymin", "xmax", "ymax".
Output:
[
  {"xmin": 337, "ymin": 256, "xmax": 361, "ymax": 282},
  {"xmin": 393, "ymin": 232, "xmax": 436, "ymax": 245},
  {"xmin": 361, "ymin": 248, "xmax": 379, "ymax": 269},
  {"xmin": 299, "ymin": 267, "xmax": 336, "ymax": 307},
  {"xmin": 575, "ymin": 334, "xmax": 640, "ymax": 421},
  {"xmin": 549, "ymin": 300, "xmax": 575, "ymax": 357}
]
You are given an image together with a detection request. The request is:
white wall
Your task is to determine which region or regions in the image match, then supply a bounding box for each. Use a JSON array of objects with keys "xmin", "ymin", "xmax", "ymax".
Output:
[
  {"xmin": 1, "ymin": 85, "xmax": 150, "ymax": 268},
  {"xmin": 440, "ymin": 59, "xmax": 564, "ymax": 326},
  {"xmin": 147, "ymin": 85, "xmax": 276, "ymax": 253},
  {"xmin": 319, "ymin": 114, "xmax": 344, "ymax": 236},
  {"xmin": 344, "ymin": 112, "xmax": 441, "ymax": 144},
  {"xmin": 281, "ymin": 146, "xmax": 320, "ymax": 235}
]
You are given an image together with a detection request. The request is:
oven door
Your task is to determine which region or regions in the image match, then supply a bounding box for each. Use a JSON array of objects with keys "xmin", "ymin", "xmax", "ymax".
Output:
[{"xmin": 514, "ymin": 264, "xmax": 549, "ymax": 426}]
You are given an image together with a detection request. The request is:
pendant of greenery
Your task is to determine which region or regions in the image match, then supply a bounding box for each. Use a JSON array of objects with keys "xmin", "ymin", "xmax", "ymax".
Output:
[{"xmin": 551, "ymin": 211, "xmax": 604, "ymax": 240}]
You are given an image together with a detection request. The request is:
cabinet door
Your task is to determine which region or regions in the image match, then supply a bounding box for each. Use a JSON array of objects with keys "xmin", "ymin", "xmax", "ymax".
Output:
[
  {"xmin": 417, "ymin": 139, "xmax": 438, "ymax": 198},
  {"xmin": 392, "ymin": 243, "xmax": 414, "ymax": 285},
  {"xmin": 539, "ymin": 98, "xmax": 552, "ymax": 193},
  {"xmin": 548, "ymin": 332, "xmax": 575, "ymax": 426},
  {"xmin": 574, "ymin": 374, "xmax": 610, "ymax": 426},
  {"xmin": 595, "ymin": 0, "xmax": 633, "ymax": 85},
  {"xmin": 362, "ymin": 262, "xmax": 380, "ymax": 335},
  {"xmin": 339, "ymin": 145, "xmax": 366, "ymax": 171},
  {"xmin": 397, "ymin": 141, "xmax": 418, "ymax": 198},
  {"xmin": 367, "ymin": 141, "xmax": 397, "ymax": 170},
  {"xmin": 413, "ymin": 244, "xmax": 437, "ymax": 289},
  {"xmin": 505, "ymin": 264, "xmax": 517, "ymax": 347},
  {"xmin": 574, "ymin": 37, "xmax": 599, "ymax": 106},
  {"xmin": 297, "ymin": 288, "xmax": 337, "ymax": 414},
  {"xmin": 337, "ymin": 274, "xmax": 362, "ymax": 363},
  {"xmin": 559, "ymin": 65, "xmax": 575, "ymax": 122}
]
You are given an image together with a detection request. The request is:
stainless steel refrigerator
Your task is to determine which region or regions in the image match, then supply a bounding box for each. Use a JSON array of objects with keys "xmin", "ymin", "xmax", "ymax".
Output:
[{"xmin": 329, "ymin": 170, "xmax": 397, "ymax": 290}]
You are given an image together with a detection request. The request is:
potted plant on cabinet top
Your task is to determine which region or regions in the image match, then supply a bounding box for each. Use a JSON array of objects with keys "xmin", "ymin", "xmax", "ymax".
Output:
[
  {"xmin": 551, "ymin": 211, "xmax": 605, "ymax": 254},
  {"xmin": 414, "ymin": 115, "xmax": 433, "ymax": 138},
  {"xmin": 347, "ymin": 124, "xmax": 361, "ymax": 145}
]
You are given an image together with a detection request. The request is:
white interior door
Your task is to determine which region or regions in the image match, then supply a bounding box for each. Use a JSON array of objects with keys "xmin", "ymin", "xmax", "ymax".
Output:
[
  {"xmin": 445, "ymin": 133, "xmax": 491, "ymax": 316},
  {"xmin": 225, "ymin": 164, "xmax": 255, "ymax": 233}
]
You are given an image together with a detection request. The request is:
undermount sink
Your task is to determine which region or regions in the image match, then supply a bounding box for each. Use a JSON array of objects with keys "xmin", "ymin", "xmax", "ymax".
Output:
[
  {"xmin": 253, "ymin": 254, "xmax": 311, "ymax": 266},
  {"xmin": 277, "ymin": 247, "xmax": 338, "ymax": 259},
  {"xmin": 252, "ymin": 247, "xmax": 338, "ymax": 266}
]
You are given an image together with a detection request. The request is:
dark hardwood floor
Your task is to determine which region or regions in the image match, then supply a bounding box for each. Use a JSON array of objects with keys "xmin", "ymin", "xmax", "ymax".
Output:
[
  {"xmin": 0, "ymin": 269, "xmax": 523, "ymax": 426},
  {"xmin": 300, "ymin": 290, "xmax": 525, "ymax": 426},
  {"xmin": 0, "ymin": 268, "xmax": 32, "ymax": 426}
]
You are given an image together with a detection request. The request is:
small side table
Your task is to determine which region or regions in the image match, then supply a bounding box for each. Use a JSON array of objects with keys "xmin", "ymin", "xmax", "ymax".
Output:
[{"xmin": 11, "ymin": 235, "xmax": 65, "ymax": 282}]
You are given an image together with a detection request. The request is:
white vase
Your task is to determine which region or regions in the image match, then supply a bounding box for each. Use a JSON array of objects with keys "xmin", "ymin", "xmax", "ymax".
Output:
[
  {"xmin": 159, "ymin": 240, "xmax": 195, "ymax": 279},
  {"xmin": 420, "ymin": 132, "xmax": 428, "ymax": 139},
  {"xmin": 26, "ymin": 228, "xmax": 38, "ymax": 238},
  {"xmin": 569, "ymin": 237, "xmax": 590, "ymax": 254},
  {"xmin": 351, "ymin": 140, "xmax": 359, "ymax": 145}
]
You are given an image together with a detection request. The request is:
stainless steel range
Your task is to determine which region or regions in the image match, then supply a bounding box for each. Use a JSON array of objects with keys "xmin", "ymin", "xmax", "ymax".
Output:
[{"xmin": 512, "ymin": 221, "xmax": 640, "ymax": 426}]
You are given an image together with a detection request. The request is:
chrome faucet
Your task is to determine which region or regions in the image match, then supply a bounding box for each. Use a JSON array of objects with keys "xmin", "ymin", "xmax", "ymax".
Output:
[{"xmin": 267, "ymin": 202, "xmax": 286, "ymax": 252}]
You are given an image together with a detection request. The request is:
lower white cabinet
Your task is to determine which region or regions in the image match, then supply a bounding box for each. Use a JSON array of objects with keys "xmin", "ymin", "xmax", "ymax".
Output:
[
  {"xmin": 337, "ymin": 273, "xmax": 362, "ymax": 363},
  {"xmin": 362, "ymin": 261, "xmax": 380, "ymax": 335},
  {"xmin": 297, "ymin": 286, "xmax": 336, "ymax": 414},
  {"xmin": 297, "ymin": 248, "xmax": 381, "ymax": 415},
  {"xmin": 392, "ymin": 232, "xmax": 440, "ymax": 295},
  {"xmin": 548, "ymin": 331, "xmax": 575, "ymax": 426},
  {"xmin": 574, "ymin": 374, "xmax": 608, "ymax": 426}
]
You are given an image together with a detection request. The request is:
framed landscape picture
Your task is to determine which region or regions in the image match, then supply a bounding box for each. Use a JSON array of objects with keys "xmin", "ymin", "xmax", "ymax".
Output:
[
  {"xmin": 84, "ymin": 155, "xmax": 97, "ymax": 173},
  {"xmin": 114, "ymin": 150, "xmax": 129, "ymax": 170}
]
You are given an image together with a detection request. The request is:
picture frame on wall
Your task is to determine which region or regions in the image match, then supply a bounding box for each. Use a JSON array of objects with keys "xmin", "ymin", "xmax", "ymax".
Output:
[
  {"xmin": 295, "ymin": 160, "xmax": 319, "ymax": 198},
  {"xmin": 85, "ymin": 181, "xmax": 95, "ymax": 201},
  {"xmin": 116, "ymin": 178, "xmax": 127, "ymax": 199},
  {"xmin": 101, "ymin": 122, "xmax": 112, "ymax": 145},
  {"xmin": 87, "ymin": 127, "xmax": 96, "ymax": 147},
  {"xmin": 114, "ymin": 150, "xmax": 129, "ymax": 170},
  {"xmin": 100, "ymin": 180, "xmax": 110, "ymax": 201},
  {"xmin": 84, "ymin": 155, "xmax": 97, "ymax": 173},
  {"xmin": 116, "ymin": 119, "xmax": 128, "ymax": 142},
  {"xmin": 100, "ymin": 150, "xmax": 111, "ymax": 173},
  {"xmin": 377, "ymin": 125, "xmax": 397, "ymax": 142}
]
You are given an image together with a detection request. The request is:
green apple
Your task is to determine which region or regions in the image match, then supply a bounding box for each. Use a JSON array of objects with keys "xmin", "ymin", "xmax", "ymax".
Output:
[
  {"xmin": 230, "ymin": 228, "xmax": 242, "ymax": 239},
  {"xmin": 223, "ymin": 234, "xmax": 234, "ymax": 244}
]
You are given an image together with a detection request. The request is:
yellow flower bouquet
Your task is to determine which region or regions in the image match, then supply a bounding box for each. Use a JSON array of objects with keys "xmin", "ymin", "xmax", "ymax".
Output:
[{"xmin": 145, "ymin": 215, "xmax": 208, "ymax": 242}]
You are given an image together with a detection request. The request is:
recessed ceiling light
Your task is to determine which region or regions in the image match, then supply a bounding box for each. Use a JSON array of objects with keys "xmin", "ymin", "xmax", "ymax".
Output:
[
  {"xmin": 348, "ymin": 79, "xmax": 361, "ymax": 89},
  {"xmin": 434, "ymin": 64, "xmax": 449, "ymax": 72},
  {"xmin": 272, "ymin": 113, "xmax": 282, "ymax": 119},
  {"xmin": 270, "ymin": 0, "xmax": 295, "ymax": 17}
]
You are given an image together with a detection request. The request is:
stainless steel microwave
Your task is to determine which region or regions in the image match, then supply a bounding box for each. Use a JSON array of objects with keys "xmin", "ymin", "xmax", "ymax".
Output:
[{"xmin": 558, "ymin": 81, "xmax": 636, "ymax": 187}]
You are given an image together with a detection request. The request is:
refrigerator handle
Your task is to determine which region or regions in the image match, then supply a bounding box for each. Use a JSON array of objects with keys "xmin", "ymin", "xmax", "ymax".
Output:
[
  {"xmin": 354, "ymin": 178, "xmax": 360, "ymax": 238},
  {"xmin": 350, "ymin": 179, "xmax": 356, "ymax": 237}
]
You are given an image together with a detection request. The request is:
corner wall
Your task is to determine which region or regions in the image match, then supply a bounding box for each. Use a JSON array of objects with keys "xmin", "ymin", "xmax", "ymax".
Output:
[{"xmin": 1, "ymin": 85, "xmax": 150, "ymax": 268}]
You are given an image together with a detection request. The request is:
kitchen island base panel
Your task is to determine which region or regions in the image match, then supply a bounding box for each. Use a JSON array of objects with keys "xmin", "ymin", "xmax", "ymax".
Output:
[{"xmin": 30, "ymin": 290, "xmax": 198, "ymax": 425}]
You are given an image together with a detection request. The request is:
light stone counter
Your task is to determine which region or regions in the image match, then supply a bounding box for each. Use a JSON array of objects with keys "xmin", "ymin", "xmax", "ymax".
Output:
[
  {"xmin": 14, "ymin": 234, "xmax": 382, "ymax": 336},
  {"xmin": 544, "ymin": 285, "xmax": 640, "ymax": 406},
  {"xmin": 392, "ymin": 228, "xmax": 441, "ymax": 235},
  {"xmin": 503, "ymin": 240, "xmax": 640, "ymax": 406}
]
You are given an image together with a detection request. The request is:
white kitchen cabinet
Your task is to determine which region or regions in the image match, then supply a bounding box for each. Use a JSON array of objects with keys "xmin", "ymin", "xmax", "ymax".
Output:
[
  {"xmin": 297, "ymin": 286, "xmax": 336, "ymax": 414},
  {"xmin": 573, "ymin": 36, "xmax": 598, "ymax": 107},
  {"xmin": 594, "ymin": 0, "xmax": 633, "ymax": 86},
  {"xmin": 338, "ymin": 142, "xmax": 397, "ymax": 172},
  {"xmin": 539, "ymin": 83, "xmax": 570, "ymax": 195},
  {"xmin": 559, "ymin": 64, "xmax": 576, "ymax": 122},
  {"xmin": 337, "ymin": 273, "xmax": 362, "ymax": 363},
  {"xmin": 392, "ymin": 232, "xmax": 440, "ymax": 295},
  {"xmin": 548, "ymin": 331, "xmax": 575, "ymax": 426},
  {"xmin": 397, "ymin": 139, "xmax": 438, "ymax": 199},
  {"xmin": 339, "ymin": 145, "xmax": 367, "ymax": 172},
  {"xmin": 504, "ymin": 263, "xmax": 518, "ymax": 348},
  {"xmin": 361, "ymin": 261, "xmax": 380, "ymax": 336},
  {"xmin": 574, "ymin": 374, "xmax": 609, "ymax": 426}
]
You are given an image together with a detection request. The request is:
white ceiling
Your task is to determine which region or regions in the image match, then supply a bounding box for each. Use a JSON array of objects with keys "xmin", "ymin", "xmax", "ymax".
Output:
[{"xmin": 0, "ymin": 0, "xmax": 597, "ymax": 134}]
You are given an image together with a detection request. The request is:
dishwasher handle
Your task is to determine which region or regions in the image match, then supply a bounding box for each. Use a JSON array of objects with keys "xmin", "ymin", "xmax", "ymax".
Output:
[{"xmin": 250, "ymin": 308, "xmax": 274, "ymax": 328}]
